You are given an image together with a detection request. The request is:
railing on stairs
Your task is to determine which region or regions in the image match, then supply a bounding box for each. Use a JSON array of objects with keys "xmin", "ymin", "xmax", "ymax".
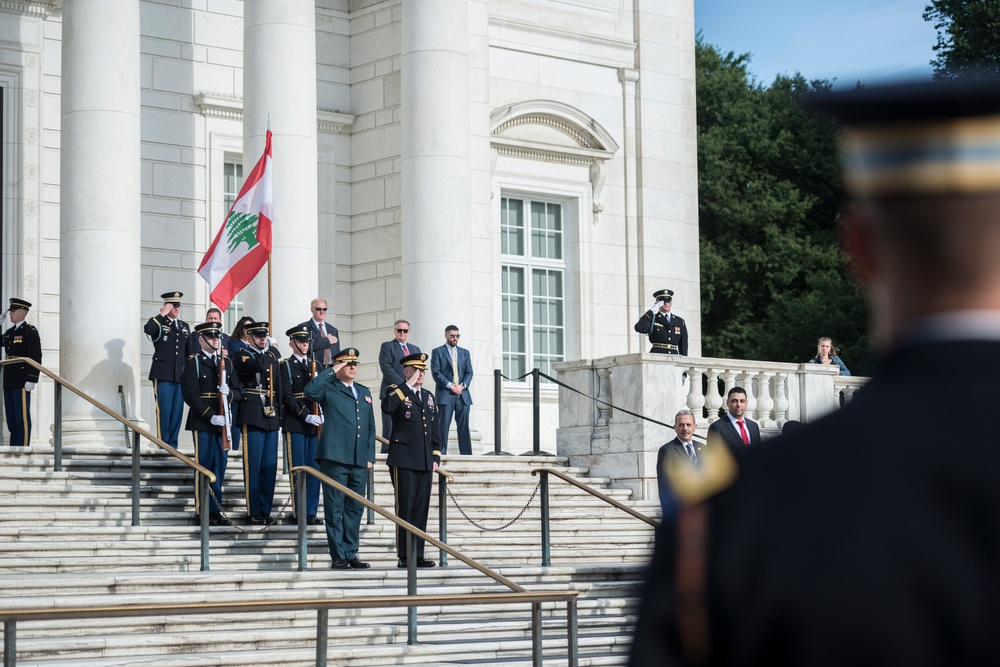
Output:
[
  {"xmin": 0, "ymin": 357, "xmax": 218, "ymax": 570},
  {"xmin": 0, "ymin": 589, "xmax": 580, "ymax": 667},
  {"xmin": 531, "ymin": 467, "xmax": 659, "ymax": 566}
]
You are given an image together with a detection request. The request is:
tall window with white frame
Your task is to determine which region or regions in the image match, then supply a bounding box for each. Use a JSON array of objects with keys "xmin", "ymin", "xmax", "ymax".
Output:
[
  {"xmin": 501, "ymin": 195, "xmax": 566, "ymax": 383},
  {"xmin": 221, "ymin": 158, "xmax": 244, "ymax": 331}
]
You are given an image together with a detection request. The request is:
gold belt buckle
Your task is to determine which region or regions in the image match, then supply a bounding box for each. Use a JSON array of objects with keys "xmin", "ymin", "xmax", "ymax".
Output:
[{"xmin": 263, "ymin": 406, "xmax": 276, "ymax": 417}]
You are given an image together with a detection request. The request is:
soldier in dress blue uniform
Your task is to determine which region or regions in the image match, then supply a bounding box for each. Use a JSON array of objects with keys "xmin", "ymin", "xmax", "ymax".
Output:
[
  {"xmin": 279, "ymin": 325, "xmax": 324, "ymax": 526},
  {"xmin": 181, "ymin": 321, "xmax": 240, "ymax": 526},
  {"xmin": 305, "ymin": 347, "xmax": 376, "ymax": 569},
  {"xmin": 231, "ymin": 320, "xmax": 282, "ymax": 525},
  {"xmin": 2, "ymin": 298, "xmax": 41, "ymax": 447},
  {"xmin": 143, "ymin": 291, "xmax": 197, "ymax": 447},
  {"xmin": 382, "ymin": 352, "xmax": 442, "ymax": 568},
  {"xmin": 633, "ymin": 288, "xmax": 688, "ymax": 355}
]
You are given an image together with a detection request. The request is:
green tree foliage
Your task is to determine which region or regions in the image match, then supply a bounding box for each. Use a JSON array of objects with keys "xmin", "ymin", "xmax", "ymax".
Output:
[
  {"xmin": 924, "ymin": 0, "xmax": 1000, "ymax": 78},
  {"xmin": 697, "ymin": 39, "xmax": 873, "ymax": 372}
]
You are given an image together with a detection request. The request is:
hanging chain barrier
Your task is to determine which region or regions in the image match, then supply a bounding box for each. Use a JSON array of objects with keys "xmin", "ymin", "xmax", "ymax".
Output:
[
  {"xmin": 444, "ymin": 478, "xmax": 541, "ymax": 532},
  {"xmin": 205, "ymin": 485, "xmax": 295, "ymax": 535}
]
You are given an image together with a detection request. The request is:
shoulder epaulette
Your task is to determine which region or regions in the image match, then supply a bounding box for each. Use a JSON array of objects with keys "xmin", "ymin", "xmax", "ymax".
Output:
[
  {"xmin": 187, "ymin": 353, "xmax": 198, "ymax": 360},
  {"xmin": 666, "ymin": 443, "xmax": 738, "ymax": 506},
  {"xmin": 393, "ymin": 387, "xmax": 406, "ymax": 401}
]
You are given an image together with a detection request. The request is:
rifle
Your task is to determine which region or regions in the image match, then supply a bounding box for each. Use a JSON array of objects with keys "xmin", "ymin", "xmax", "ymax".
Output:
[
  {"xmin": 311, "ymin": 356, "xmax": 323, "ymax": 439},
  {"xmin": 219, "ymin": 355, "xmax": 232, "ymax": 451}
]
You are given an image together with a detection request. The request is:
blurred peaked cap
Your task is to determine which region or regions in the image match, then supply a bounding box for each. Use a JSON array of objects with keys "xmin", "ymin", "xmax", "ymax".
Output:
[{"xmin": 802, "ymin": 75, "xmax": 1000, "ymax": 197}]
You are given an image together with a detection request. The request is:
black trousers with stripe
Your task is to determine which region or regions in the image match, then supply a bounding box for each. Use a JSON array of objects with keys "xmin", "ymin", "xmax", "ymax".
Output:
[{"xmin": 389, "ymin": 466, "xmax": 431, "ymax": 561}]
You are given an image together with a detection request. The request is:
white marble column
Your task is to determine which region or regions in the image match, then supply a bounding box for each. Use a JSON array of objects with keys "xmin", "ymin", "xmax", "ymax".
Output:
[
  {"xmin": 60, "ymin": 0, "xmax": 145, "ymax": 444},
  {"xmin": 241, "ymin": 0, "xmax": 319, "ymax": 333},
  {"xmin": 401, "ymin": 0, "xmax": 473, "ymax": 340}
]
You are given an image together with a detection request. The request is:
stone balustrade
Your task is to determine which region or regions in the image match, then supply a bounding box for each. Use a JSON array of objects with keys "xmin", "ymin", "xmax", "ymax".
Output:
[{"xmin": 554, "ymin": 353, "xmax": 868, "ymax": 500}]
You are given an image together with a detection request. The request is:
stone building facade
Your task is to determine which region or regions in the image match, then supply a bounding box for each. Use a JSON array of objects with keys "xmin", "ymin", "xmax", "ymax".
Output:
[{"xmin": 0, "ymin": 0, "xmax": 697, "ymax": 452}]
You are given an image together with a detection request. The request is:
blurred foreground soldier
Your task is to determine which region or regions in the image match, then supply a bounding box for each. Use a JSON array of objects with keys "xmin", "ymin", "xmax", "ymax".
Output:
[
  {"xmin": 634, "ymin": 288, "xmax": 688, "ymax": 355},
  {"xmin": 279, "ymin": 325, "xmax": 323, "ymax": 525},
  {"xmin": 144, "ymin": 291, "xmax": 196, "ymax": 447},
  {"xmin": 232, "ymin": 321, "xmax": 281, "ymax": 525},
  {"xmin": 383, "ymin": 352, "xmax": 440, "ymax": 568},
  {"xmin": 181, "ymin": 322, "xmax": 239, "ymax": 526},
  {"xmin": 630, "ymin": 77, "xmax": 1000, "ymax": 666},
  {"xmin": 2, "ymin": 298, "xmax": 41, "ymax": 447},
  {"xmin": 304, "ymin": 348, "xmax": 376, "ymax": 569}
]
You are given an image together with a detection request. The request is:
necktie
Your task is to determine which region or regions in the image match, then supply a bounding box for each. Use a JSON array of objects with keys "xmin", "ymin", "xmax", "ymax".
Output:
[
  {"xmin": 451, "ymin": 346, "xmax": 459, "ymax": 385},
  {"xmin": 737, "ymin": 420, "xmax": 750, "ymax": 445},
  {"xmin": 402, "ymin": 343, "xmax": 409, "ymax": 356},
  {"xmin": 685, "ymin": 443, "xmax": 697, "ymax": 463},
  {"xmin": 351, "ymin": 384, "xmax": 357, "ymax": 400},
  {"xmin": 317, "ymin": 323, "xmax": 331, "ymax": 366}
]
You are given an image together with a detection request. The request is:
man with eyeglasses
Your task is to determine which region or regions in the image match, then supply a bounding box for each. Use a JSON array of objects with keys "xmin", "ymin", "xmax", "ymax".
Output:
[
  {"xmin": 297, "ymin": 298, "xmax": 340, "ymax": 367},
  {"xmin": 377, "ymin": 319, "xmax": 421, "ymax": 447},
  {"xmin": 633, "ymin": 288, "xmax": 688, "ymax": 355},
  {"xmin": 431, "ymin": 325, "xmax": 473, "ymax": 455}
]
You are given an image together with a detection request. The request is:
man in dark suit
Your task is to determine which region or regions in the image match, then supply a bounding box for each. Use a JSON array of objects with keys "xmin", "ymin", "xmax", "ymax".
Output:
[
  {"xmin": 181, "ymin": 321, "xmax": 240, "ymax": 526},
  {"xmin": 377, "ymin": 319, "xmax": 420, "ymax": 447},
  {"xmin": 633, "ymin": 288, "xmax": 688, "ymax": 355},
  {"xmin": 298, "ymin": 298, "xmax": 340, "ymax": 366},
  {"xmin": 705, "ymin": 386, "xmax": 761, "ymax": 449},
  {"xmin": 2, "ymin": 298, "xmax": 41, "ymax": 447},
  {"xmin": 382, "ymin": 352, "xmax": 441, "ymax": 568},
  {"xmin": 655, "ymin": 409, "xmax": 702, "ymax": 494},
  {"xmin": 305, "ymin": 347, "xmax": 376, "ymax": 569},
  {"xmin": 143, "ymin": 291, "xmax": 197, "ymax": 447},
  {"xmin": 631, "ymin": 77, "xmax": 1000, "ymax": 666},
  {"xmin": 431, "ymin": 325, "xmax": 473, "ymax": 455}
]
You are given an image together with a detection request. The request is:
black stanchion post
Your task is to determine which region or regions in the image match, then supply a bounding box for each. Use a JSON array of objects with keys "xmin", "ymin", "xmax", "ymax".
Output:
[
  {"xmin": 366, "ymin": 466, "xmax": 375, "ymax": 525},
  {"xmin": 540, "ymin": 470, "xmax": 550, "ymax": 566},
  {"xmin": 438, "ymin": 473, "xmax": 448, "ymax": 567},
  {"xmin": 488, "ymin": 369, "xmax": 513, "ymax": 456},
  {"xmin": 407, "ymin": 532, "xmax": 418, "ymax": 644},
  {"xmin": 520, "ymin": 368, "xmax": 552, "ymax": 456},
  {"xmin": 297, "ymin": 470, "xmax": 308, "ymax": 571}
]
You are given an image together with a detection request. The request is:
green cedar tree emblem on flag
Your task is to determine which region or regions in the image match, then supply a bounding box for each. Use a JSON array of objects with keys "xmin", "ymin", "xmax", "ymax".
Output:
[{"xmin": 225, "ymin": 212, "xmax": 260, "ymax": 254}]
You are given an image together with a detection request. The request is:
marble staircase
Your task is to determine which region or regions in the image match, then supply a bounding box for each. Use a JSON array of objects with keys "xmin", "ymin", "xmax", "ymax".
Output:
[{"xmin": 0, "ymin": 444, "xmax": 657, "ymax": 665}]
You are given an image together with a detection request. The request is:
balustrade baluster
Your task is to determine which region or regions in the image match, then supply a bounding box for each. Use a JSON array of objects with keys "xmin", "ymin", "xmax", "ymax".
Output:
[
  {"xmin": 595, "ymin": 366, "xmax": 612, "ymax": 426},
  {"xmin": 739, "ymin": 369, "xmax": 758, "ymax": 419},
  {"xmin": 705, "ymin": 369, "xmax": 723, "ymax": 422},
  {"xmin": 773, "ymin": 373, "xmax": 789, "ymax": 426},
  {"xmin": 686, "ymin": 366, "xmax": 706, "ymax": 425},
  {"xmin": 756, "ymin": 371, "xmax": 775, "ymax": 427}
]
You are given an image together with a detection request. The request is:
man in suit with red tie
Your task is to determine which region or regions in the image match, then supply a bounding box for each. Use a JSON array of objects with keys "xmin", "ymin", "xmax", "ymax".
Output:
[
  {"xmin": 431, "ymin": 325, "xmax": 473, "ymax": 455},
  {"xmin": 377, "ymin": 319, "xmax": 421, "ymax": 447},
  {"xmin": 706, "ymin": 386, "xmax": 761, "ymax": 449}
]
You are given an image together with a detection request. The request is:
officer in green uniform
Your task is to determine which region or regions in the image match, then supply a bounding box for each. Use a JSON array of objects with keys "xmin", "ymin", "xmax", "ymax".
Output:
[{"xmin": 304, "ymin": 347, "xmax": 376, "ymax": 569}]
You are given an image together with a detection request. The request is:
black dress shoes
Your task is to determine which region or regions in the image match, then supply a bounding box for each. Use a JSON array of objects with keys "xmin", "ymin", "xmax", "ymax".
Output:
[
  {"xmin": 247, "ymin": 515, "xmax": 265, "ymax": 525},
  {"xmin": 397, "ymin": 559, "xmax": 408, "ymax": 569},
  {"xmin": 306, "ymin": 515, "xmax": 323, "ymax": 526},
  {"xmin": 347, "ymin": 558, "xmax": 370, "ymax": 569},
  {"xmin": 417, "ymin": 558, "xmax": 436, "ymax": 568},
  {"xmin": 331, "ymin": 559, "xmax": 350, "ymax": 569},
  {"xmin": 208, "ymin": 512, "xmax": 227, "ymax": 526}
]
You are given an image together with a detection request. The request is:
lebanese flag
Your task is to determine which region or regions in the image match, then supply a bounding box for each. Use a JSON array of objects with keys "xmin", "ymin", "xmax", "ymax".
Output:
[{"xmin": 198, "ymin": 130, "xmax": 273, "ymax": 310}]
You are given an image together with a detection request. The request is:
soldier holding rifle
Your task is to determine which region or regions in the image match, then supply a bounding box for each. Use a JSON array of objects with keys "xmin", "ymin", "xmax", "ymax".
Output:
[
  {"xmin": 232, "ymin": 320, "xmax": 282, "ymax": 525},
  {"xmin": 181, "ymin": 321, "xmax": 239, "ymax": 526},
  {"xmin": 279, "ymin": 325, "xmax": 324, "ymax": 525}
]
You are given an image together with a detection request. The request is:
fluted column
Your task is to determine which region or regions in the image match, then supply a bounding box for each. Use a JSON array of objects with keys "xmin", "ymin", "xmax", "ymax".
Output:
[
  {"xmin": 60, "ymin": 0, "xmax": 145, "ymax": 443},
  {"xmin": 401, "ymin": 0, "xmax": 473, "ymax": 339},
  {"xmin": 241, "ymin": 1, "xmax": 319, "ymax": 332}
]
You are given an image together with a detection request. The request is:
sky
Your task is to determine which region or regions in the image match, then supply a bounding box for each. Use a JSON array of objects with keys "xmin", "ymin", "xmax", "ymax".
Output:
[{"xmin": 694, "ymin": 0, "xmax": 939, "ymax": 88}]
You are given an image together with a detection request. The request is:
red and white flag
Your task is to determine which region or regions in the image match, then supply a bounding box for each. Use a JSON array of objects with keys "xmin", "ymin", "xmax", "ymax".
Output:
[{"xmin": 198, "ymin": 130, "xmax": 273, "ymax": 310}]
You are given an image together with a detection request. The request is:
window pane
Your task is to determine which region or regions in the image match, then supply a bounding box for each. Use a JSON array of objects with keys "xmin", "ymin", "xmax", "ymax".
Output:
[
  {"xmin": 530, "ymin": 201, "xmax": 562, "ymax": 260},
  {"xmin": 532, "ymin": 268, "xmax": 564, "ymax": 382},
  {"xmin": 501, "ymin": 197, "xmax": 524, "ymax": 257},
  {"xmin": 223, "ymin": 160, "xmax": 244, "ymax": 218}
]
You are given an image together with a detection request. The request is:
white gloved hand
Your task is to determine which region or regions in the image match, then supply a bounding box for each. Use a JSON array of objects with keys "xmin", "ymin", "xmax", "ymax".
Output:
[
  {"xmin": 265, "ymin": 336, "xmax": 277, "ymax": 348},
  {"xmin": 305, "ymin": 414, "xmax": 324, "ymax": 426},
  {"xmin": 24, "ymin": 382, "xmax": 35, "ymax": 392},
  {"xmin": 210, "ymin": 415, "xmax": 227, "ymax": 427},
  {"xmin": 650, "ymin": 300, "xmax": 663, "ymax": 312},
  {"xmin": 0, "ymin": 309, "xmax": 8, "ymax": 326},
  {"xmin": 218, "ymin": 383, "xmax": 230, "ymax": 396}
]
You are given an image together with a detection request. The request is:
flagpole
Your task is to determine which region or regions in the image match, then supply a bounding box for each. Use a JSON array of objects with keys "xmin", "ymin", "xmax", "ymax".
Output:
[{"xmin": 267, "ymin": 252, "xmax": 273, "ymax": 335}]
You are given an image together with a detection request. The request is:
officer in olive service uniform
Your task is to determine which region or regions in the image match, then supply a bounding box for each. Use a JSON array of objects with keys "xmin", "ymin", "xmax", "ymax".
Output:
[
  {"xmin": 279, "ymin": 325, "xmax": 323, "ymax": 525},
  {"xmin": 304, "ymin": 347, "xmax": 376, "ymax": 569},
  {"xmin": 143, "ymin": 291, "xmax": 197, "ymax": 447},
  {"xmin": 382, "ymin": 352, "xmax": 441, "ymax": 568},
  {"xmin": 231, "ymin": 320, "xmax": 282, "ymax": 524},
  {"xmin": 630, "ymin": 78, "xmax": 1000, "ymax": 667},
  {"xmin": 633, "ymin": 288, "xmax": 688, "ymax": 355},
  {"xmin": 181, "ymin": 321, "xmax": 240, "ymax": 525},
  {"xmin": 2, "ymin": 298, "xmax": 41, "ymax": 447}
]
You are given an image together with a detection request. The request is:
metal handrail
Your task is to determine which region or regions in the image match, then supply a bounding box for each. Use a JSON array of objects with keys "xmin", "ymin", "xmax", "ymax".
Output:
[
  {"xmin": 0, "ymin": 357, "xmax": 218, "ymax": 569},
  {"xmin": 0, "ymin": 590, "xmax": 580, "ymax": 667},
  {"xmin": 531, "ymin": 466, "xmax": 659, "ymax": 566}
]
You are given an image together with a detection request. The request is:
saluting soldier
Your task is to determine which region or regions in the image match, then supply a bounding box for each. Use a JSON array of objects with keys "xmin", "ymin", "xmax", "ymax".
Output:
[
  {"xmin": 382, "ymin": 352, "xmax": 441, "ymax": 568},
  {"xmin": 181, "ymin": 321, "xmax": 240, "ymax": 526},
  {"xmin": 633, "ymin": 288, "xmax": 688, "ymax": 355},
  {"xmin": 279, "ymin": 325, "xmax": 324, "ymax": 526},
  {"xmin": 143, "ymin": 291, "xmax": 197, "ymax": 447},
  {"xmin": 304, "ymin": 347, "xmax": 376, "ymax": 570},
  {"xmin": 2, "ymin": 298, "xmax": 41, "ymax": 447},
  {"xmin": 231, "ymin": 320, "xmax": 282, "ymax": 525}
]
